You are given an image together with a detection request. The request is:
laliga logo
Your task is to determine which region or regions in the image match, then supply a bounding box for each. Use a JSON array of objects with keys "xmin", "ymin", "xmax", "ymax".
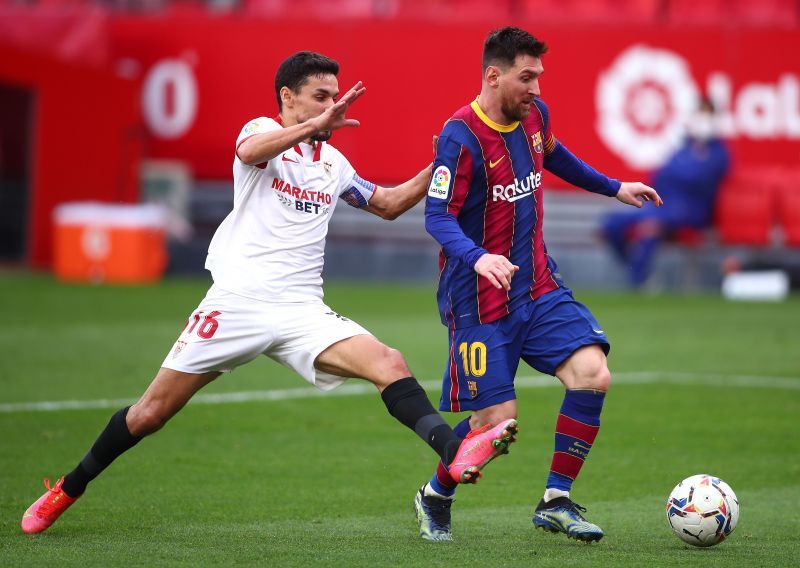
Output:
[
  {"xmin": 596, "ymin": 45, "xmax": 699, "ymax": 169},
  {"xmin": 596, "ymin": 45, "xmax": 800, "ymax": 169},
  {"xmin": 428, "ymin": 165, "xmax": 451, "ymax": 199}
]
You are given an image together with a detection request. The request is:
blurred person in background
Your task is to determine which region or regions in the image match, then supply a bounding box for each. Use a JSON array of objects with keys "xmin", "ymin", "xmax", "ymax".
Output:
[{"xmin": 601, "ymin": 97, "xmax": 731, "ymax": 288}]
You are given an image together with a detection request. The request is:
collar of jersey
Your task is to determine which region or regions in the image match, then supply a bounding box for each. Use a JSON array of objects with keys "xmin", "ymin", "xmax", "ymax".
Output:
[
  {"xmin": 275, "ymin": 114, "xmax": 323, "ymax": 160},
  {"xmin": 470, "ymin": 98, "xmax": 519, "ymax": 133}
]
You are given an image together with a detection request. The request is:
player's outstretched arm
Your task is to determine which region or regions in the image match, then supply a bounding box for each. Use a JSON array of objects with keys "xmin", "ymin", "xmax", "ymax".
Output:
[
  {"xmin": 616, "ymin": 182, "xmax": 664, "ymax": 208},
  {"xmin": 364, "ymin": 163, "xmax": 433, "ymax": 220},
  {"xmin": 363, "ymin": 135, "xmax": 439, "ymax": 220},
  {"xmin": 237, "ymin": 121, "xmax": 322, "ymax": 166},
  {"xmin": 238, "ymin": 81, "xmax": 366, "ymax": 166}
]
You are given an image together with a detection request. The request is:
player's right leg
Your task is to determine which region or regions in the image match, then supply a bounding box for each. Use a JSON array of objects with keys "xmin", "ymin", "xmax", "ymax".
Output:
[
  {"xmin": 21, "ymin": 286, "xmax": 265, "ymax": 534},
  {"xmin": 416, "ymin": 399, "xmax": 518, "ymax": 541},
  {"xmin": 21, "ymin": 368, "xmax": 219, "ymax": 534},
  {"xmin": 415, "ymin": 316, "xmax": 524, "ymax": 541}
]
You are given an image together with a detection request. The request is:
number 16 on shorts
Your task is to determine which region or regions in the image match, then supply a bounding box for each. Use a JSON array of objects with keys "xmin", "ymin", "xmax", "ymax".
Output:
[{"xmin": 183, "ymin": 310, "xmax": 222, "ymax": 339}]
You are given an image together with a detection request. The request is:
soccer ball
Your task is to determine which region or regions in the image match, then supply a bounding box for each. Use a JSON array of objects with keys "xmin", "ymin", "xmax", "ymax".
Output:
[{"xmin": 666, "ymin": 474, "xmax": 739, "ymax": 547}]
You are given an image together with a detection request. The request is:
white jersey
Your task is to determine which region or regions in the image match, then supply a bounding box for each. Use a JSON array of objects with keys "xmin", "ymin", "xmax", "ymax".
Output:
[{"xmin": 205, "ymin": 117, "xmax": 375, "ymax": 303}]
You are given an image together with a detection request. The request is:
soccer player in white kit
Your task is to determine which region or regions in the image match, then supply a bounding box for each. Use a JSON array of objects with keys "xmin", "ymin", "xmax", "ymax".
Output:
[{"xmin": 21, "ymin": 51, "xmax": 518, "ymax": 535}]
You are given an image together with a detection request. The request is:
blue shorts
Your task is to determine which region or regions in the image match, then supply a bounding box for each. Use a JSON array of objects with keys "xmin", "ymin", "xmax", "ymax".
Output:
[{"xmin": 438, "ymin": 287, "xmax": 610, "ymax": 412}]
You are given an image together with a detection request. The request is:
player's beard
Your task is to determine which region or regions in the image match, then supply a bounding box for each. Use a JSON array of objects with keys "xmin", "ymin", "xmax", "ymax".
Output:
[
  {"xmin": 311, "ymin": 130, "xmax": 332, "ymax": 142},
  {"xmin": 500, "ymin": 94, "xmax": 532, "ymax": 122}
]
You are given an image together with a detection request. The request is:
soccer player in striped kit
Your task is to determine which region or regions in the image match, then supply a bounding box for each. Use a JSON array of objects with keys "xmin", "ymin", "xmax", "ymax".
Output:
[{"xmin": 414, "ymin": 27, "xmax": 662, "ymax": 542}]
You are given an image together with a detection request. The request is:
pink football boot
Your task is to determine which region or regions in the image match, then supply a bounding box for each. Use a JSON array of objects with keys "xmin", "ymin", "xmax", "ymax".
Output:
[
  {"xmin": 21, "ymin": 477, "xmax": 79, "ymax": 534},
  {"xmin": 448, "ymin": 418, "xmax": 518, "ymax": 484}
]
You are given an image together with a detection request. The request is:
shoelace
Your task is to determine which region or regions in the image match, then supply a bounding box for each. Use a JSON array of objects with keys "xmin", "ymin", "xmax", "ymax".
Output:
[
  {"xmin": 567, "ymin": 502, "xmax": 589, "ymax": 521},
  {"xmin": 36, "ymin": 477, "xmax": 66, "ymax": 517}
]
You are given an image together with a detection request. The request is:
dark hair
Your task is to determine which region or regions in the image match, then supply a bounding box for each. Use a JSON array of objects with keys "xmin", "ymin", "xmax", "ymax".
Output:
[
  {"xmin": 275, "ymin": 51, "xmax": 339, "ymax": 110},
  {"xmin": 482, "ymin": 27, "xmax": 548, "ymax": 71}
]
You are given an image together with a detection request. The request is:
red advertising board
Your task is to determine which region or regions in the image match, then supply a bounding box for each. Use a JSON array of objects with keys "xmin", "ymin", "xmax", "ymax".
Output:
[{"xmin": 110, "ymin": 18, "xmax": 800, "ymax": 184}]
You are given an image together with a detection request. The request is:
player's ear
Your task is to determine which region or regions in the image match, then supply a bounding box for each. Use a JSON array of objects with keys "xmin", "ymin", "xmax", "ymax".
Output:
[
  {"xmin": 280, "ymin": 86, "xmax": 294, "ymax": 110},
  {"xmin": 485, "ymin": 65, "xmax": 501, "ymax": 88}
]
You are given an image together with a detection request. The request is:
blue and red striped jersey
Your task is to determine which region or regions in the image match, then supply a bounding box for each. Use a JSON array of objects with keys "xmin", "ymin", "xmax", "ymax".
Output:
[{"xmin": 425, "ymin": 98, "xmax": 620, "ymax": 328}]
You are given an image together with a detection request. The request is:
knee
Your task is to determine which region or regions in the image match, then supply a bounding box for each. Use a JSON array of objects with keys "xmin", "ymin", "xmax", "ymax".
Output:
[
  {"xmin": 127, "ymin": 401, "xmax": 171, "ymax": 437},
  {"xmin": 596, "ymin": 365, "xmax": 612, "ymax": 392},
  {"xmin": 377, "ymin": 347, "xmax": 412, "ymax": 383},
  {"xmin": 578, "ymin": 362, "xmax": 611, "ymax": 392}
]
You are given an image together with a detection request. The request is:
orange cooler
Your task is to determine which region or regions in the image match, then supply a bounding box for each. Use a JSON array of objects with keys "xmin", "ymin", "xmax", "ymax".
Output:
[{"xmin": 53, "ymin": 202, "xmax": 168, "ymax": 283}]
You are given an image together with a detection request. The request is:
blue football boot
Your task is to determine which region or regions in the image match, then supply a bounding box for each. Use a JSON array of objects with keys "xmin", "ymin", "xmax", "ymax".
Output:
[
  {"xmin": 533, "ymin": 497, "xmax": 604, "ymax": 542},
  {"xmin": 413, "ymin": 486, "xmax": 453, "ymax": 542}
]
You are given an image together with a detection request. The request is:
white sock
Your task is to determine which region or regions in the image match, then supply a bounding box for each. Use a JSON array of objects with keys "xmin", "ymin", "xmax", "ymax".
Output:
[
  {"xmin": 423, "ymin": 483, "xmax": 453, "ymax": 500},
  {"xmin": 543, "ymin": 488, "xmax": 570, "ymax": 503}
]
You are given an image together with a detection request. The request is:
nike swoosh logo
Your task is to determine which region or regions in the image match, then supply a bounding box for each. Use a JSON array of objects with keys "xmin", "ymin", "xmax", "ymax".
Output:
[
  {"xmin": 23, "ymin": 513, "xmax": 33, "ymax": 518},
  {"xmin": 282, "ymin": 155, "xmax": 299, "ymax": 163},
  {"xmin": 460, "ymin": 440, "xmax": 481, "ymax": 457},
  {"xmin": 489, "ymin": 156, "xmax": 506, "ymax": 168}
]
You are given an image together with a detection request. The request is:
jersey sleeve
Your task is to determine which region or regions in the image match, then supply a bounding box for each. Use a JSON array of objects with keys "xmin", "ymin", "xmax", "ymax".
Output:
[
  {"xmin": 337, "ymin": 154, "xmax": 376, "ymax": 209},
  {"xmin": 535, "ymin": 98, "xmax": 558, "ymax": 156},
  {"xmin": 424, "ymin": 124, "xmax": 487, "ymax": 269},
  {"xmin": 536, "ymin": 99, "xmax": 621, "ymax": 197},
  {"xmin": 235, "ymin": 117, "xmax": 281, "ymax": 163}
]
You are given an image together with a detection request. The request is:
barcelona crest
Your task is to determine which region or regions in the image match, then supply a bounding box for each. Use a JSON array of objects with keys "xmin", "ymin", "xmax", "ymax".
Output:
[{"xmin": 531, "ymin": 131, "xmax": 543, "ymax": 153}]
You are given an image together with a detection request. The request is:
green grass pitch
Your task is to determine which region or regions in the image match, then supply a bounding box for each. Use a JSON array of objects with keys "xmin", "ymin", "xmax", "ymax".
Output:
[{"xmin": 1, "ymin": 273, "xmax": 798, "ymax": 566}]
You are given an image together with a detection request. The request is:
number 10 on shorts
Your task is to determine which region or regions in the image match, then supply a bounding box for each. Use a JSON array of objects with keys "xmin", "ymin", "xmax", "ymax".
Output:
[{"xmin": 458, "ymin": 341, "xmax": 486, "ymax": 377}]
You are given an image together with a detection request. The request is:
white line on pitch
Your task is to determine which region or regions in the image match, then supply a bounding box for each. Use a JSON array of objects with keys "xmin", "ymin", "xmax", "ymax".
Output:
[{"xmin": 0, "ymin": 371, "xmax": 797, "ymax": 414}]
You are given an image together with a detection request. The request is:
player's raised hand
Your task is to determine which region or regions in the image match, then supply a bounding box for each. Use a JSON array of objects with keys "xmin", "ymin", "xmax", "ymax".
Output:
[
  {"xmin": 474, "ymin": 253, "xmax": 519, "ymax": 291},
  {"xmin": 313, "ymin": 81, "xmax": 366, "ymax": 133},
  {"xmin": 616, "ymin": 182, "xmax": 663, "ymax": 208}
]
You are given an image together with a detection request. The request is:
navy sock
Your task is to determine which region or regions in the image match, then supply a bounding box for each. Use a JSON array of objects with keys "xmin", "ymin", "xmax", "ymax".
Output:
[{"xmin": 546, "ymin": 390, "xmax": 605, "ymax": 492}]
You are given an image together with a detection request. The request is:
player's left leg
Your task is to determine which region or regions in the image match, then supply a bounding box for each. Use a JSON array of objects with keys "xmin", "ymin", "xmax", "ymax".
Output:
[
  {"xmin": 314, "ymin": 333, "xmax": 517, "ymax": 483},
  {"xmin": 266, "ymin": 302, "xmax": 516, "ymax": 484},
  {"xmin": 521, "ymin": 288, "xmax": 610, "ymax": 542},
  {"xmin": 531, "ymin": 345, "xmax": 609, "ymax": 542}
]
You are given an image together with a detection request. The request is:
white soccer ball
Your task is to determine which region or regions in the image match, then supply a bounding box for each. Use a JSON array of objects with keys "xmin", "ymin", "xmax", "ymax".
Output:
[{"xmin": 666, "ymin": 474, "xmax": 739, "ymax": 547}]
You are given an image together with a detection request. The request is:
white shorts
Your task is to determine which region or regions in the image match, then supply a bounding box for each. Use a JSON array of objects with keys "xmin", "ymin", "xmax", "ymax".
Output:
[{"xmin": 162, "ymin": 285, "xmax": 372, "ymax": 390}]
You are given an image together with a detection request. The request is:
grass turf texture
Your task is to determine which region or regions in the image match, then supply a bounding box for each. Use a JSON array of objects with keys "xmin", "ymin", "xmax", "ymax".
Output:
[{"xmin": 1, "ymin": 273, "xmax": 798, "ymax": 566}]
